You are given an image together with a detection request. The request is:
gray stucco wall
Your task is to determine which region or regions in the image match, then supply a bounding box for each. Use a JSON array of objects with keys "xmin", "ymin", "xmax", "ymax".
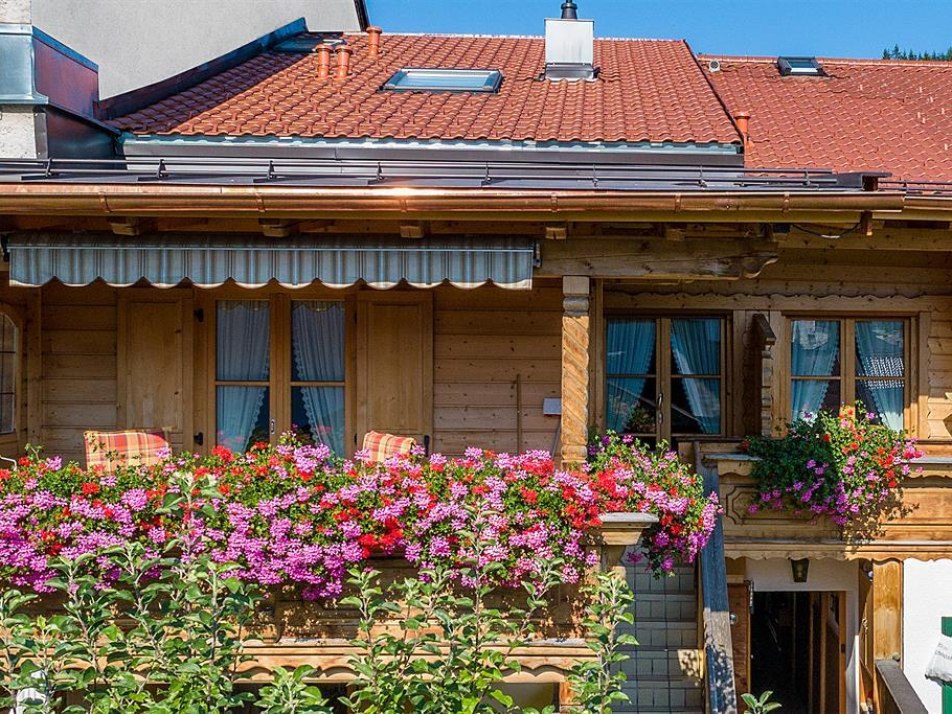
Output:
[
  {"xmin": 31, "ymin": 0, "xmax": 363, "ymax": 98},
  {"xmin": 0, "ymin": 107, "xmax": 36, "ymax": 158}
]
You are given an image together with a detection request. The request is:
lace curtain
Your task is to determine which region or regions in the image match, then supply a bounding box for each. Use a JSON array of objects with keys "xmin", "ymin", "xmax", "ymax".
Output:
[
  {"xmin": 791, "ymin": 320, "xmax": 839, "ymax": 419},
  {"xmin": 855, "ymin": 321, "xmax": 904, "ymax": 430},
  {"xmin": 291, "ymin": 301, "xmax": 346, "ymax": 454},
  {"xmin": 216, "ymin": 301, "xmax": 270, "ymax": 452}
]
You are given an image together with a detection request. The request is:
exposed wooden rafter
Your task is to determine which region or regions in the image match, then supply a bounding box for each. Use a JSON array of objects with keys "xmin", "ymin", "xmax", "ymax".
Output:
[{"xmin": 259, "ymin": 219, "xmax": 298, "ymax": 238}]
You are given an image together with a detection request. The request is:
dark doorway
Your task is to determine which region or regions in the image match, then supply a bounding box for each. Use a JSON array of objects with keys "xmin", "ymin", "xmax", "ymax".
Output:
[{"xmin": 750, "ymin": 591, "xmax": 845, "ymax": 714}]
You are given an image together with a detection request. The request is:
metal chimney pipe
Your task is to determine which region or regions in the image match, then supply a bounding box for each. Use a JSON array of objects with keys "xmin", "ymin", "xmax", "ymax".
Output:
[{"xmin": 560, "ymin": 1, "xmax": 578, "ymax": 19}]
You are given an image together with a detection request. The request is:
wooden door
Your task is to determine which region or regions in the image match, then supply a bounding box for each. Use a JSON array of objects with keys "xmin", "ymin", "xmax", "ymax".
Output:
[
  {"xmin": 118, "ymin": 293, "xmax": 193, "ymax": 452},
  {"xmin": 356, "ymin": 292, "xmax": 433, "ymax": 447},
  {"xmin": 728, "ymin": 581, "xmax": 752, "ymax": 698}
]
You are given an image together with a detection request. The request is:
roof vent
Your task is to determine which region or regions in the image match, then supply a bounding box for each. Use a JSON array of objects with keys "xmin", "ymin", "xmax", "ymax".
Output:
[
  {"xmin": 777, "ymin": 56, "xmax": 825, "ymax": 76},
  {"xmin": 544, "ymin": 2, "xmax": 595, "ymax": 81},
  {"xmin": 560, "ymin": 1, "xmax": 578, "ymax": 19}
]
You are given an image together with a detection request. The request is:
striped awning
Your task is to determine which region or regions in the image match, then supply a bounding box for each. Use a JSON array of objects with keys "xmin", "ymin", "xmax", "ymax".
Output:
[{"xmin": 8, "ymin": 234, "xmax": 536, "ymax": 290}]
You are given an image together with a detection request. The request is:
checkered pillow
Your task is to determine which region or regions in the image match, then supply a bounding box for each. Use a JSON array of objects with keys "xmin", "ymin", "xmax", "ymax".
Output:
[
  {"xmin": 361, "ymin": 431, "xmax": 416, "ymax": 463},
  {"xmin": 84, "ymin": 429, "xmax": 170, "ymax": 471}
]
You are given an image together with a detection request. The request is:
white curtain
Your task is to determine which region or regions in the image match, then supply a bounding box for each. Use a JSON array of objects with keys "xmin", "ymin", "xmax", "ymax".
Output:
[
  {"xmin": 671, "ymin": 319, "xmax": 721, "ymax": 434},
  {"xmin": 791, "ymin": 320, "xmax": 839, "ymax": 419},
  {"xmin": 216, "ymin": 301, "xmax": 269, "ymax": 452},
  {"xmin": 606, "ymin": 320, "xmax": 655, "ymax": 432},
  {"xmin": 855, "ymin": 321, "xmax": 904, "ymax": 430},
  {"xmin": 292, "ymin": 302, "xmax": 345, "ymax": 454}
]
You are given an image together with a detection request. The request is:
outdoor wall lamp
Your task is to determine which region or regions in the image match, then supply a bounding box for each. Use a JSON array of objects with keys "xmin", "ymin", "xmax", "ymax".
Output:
[{"xmin": 790, "ymin": 558, "xmax": 810, "ymax": 583}]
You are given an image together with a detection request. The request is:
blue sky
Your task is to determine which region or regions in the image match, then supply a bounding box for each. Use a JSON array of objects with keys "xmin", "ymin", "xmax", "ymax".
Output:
[{"xmin": 365, "ymin": 1, "xmax": 952, "ymax": 59}]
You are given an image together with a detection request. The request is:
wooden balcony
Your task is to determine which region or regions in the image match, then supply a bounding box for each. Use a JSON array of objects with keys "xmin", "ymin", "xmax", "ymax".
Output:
[{"xmin": 698, "ymin": 442, "xmax": 952, "ymax": 561}]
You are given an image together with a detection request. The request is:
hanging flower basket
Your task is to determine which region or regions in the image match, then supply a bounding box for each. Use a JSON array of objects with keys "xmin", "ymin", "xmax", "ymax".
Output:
[{"xmin": 742, "ymin": 404, "xmax": 922, "ymax": 535}]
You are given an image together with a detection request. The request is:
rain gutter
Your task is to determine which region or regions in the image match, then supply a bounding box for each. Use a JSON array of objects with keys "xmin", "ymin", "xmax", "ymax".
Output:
[{"xmin": 0, "ymin": 183, "xmax": 906, "ymax": 222}]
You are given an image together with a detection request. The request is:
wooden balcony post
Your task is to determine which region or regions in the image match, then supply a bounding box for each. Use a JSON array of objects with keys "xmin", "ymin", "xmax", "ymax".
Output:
[
  {"xmin": 561, "ymin": 276, "xmax": 591, "ymax": 466},
  {"xmin": 872, "ymin": 560, "xmax": 903, "ymax": 661}
]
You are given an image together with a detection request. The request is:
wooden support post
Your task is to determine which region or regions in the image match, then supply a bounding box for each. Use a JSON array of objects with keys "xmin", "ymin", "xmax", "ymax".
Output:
[
  {"xmin": 560, "ymin": 276, "xmax": 590, "ymax": 466},
  {"xmin": 872, "ymin": 560, "xmax": 903, "ymax": 662}
]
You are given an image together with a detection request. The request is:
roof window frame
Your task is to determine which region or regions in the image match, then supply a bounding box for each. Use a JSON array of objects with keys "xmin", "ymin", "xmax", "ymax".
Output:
[
  {"xmin": 382, "ymin": 68, "xmax": 503, "ymax": 93},
  {"xmin": 777, "ymin": 56, "xmax": 826, "ymax": 77}
]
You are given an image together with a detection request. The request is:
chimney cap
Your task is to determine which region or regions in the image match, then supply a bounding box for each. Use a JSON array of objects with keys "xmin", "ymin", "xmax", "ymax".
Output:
[{"xmin": 560, "ymin": 1, "xmax": 578, "ymax": 19}]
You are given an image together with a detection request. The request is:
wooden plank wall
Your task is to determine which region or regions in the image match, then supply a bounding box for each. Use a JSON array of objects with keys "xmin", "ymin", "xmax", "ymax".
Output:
[
  {"xmin": 603, "ymin": 248, "xmax": 952, "ymax": 441},
  {"xmin": 5, "ymin": 241, "xmax": 952, "ymax": 462},
  {"xmin": 40, "ymin": 283, "xmax": 119, "ymax": 462},
  {"xmin": 431, "ymin": 283, "xmax": 563, "ymax": 455}
]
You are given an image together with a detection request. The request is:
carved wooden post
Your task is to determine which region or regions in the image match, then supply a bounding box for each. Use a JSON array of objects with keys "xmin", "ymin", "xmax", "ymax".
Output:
[
  {"xmin": 561, "ymin": 276, "xmax": 591, "ymax": 466},
  {"xmin": 751, "ymin": 314, "xmax": 777, "ymax": 437}
]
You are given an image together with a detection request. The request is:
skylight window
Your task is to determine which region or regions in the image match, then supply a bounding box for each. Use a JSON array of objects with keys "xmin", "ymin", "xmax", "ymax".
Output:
[
  {"xmin": 777, "ymin": 56, "xmax": 825, "ymax": 77},
  {"xmin": 383, "ymin": 68, "xmax": 503, "ymax": 93}
]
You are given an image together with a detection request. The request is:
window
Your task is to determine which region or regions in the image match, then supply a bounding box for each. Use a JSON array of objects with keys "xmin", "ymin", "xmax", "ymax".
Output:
[
  {"xmin": 215, "ymin": 299, "xmax": 345, "ymax": 454},
  {"xmin": 605, "ymin": 317, "xmax": 725, "ymax": 443},
  {"xmin": 382, "ymin": 68, "xmax": 503, "ymax": 93},
  {"xmin": 790, "ymin": 318, "xmax": 906, "ymax": 429},
  {"xmin": 777, "ymin": 56, "xmax": 825, "ymax": 76},
  {"xmin": 0, "ymin": 314, "xmax": 16, "ymax": 435}
]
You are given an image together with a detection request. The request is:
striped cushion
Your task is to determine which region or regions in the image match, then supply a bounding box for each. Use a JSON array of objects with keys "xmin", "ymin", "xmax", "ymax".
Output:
[
  {"xmin": 84, "ymin": 429, "xmax": 170, "ymax": 471},
  {"xmin": 361, "ymin": 431, "xmax": 416, "ymax": 462}
]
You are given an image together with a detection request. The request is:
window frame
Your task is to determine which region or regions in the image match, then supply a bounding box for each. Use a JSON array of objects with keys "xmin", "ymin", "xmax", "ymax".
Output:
[
  {"xmin": 382, "ymin": 68, "xmax": 504, "ymax": 93},
  {"xmin": 785, "ymin": 315, "xmax": 912, "ymax": 429},
  {"xmin": 0, "ymin": 306, "xmax": 21, "ymax": 451},
  {"xmin": 204, "ymin": 290, "xmax": 354, "ymax": 454},
  {"xmin": 603, "ymin": 314, "xmax": 730, "ymax": 443}
]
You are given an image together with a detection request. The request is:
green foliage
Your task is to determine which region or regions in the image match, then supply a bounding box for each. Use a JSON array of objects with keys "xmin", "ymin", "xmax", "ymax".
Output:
[
  {"xmin": 341, "ymin": 547, "xmax": 565, "ymax": 714},
  {"xmin": 741, "ymin": 690, "xmax": 782, "ymax": 713},
  {"xmin": 566, "ymin": 570, "xmax": 637, "ymax": 714},
  {"xmin": 256, "ymin": 665, "xmax": 332, "ymax": 714},
  {"xmin": 883, "ymin": 44, "xmax": 952, "ymax": 61},
  {"xmin": 0, "ymin": 473, "xmax": 643, "ymax": 712},
  {"xmin": 744, "ymin": 404, "xmax": 919, "ymax": 535},
  {"xmin": 0, "ymin": 479, "xmax": 264, "ymax": 713}
]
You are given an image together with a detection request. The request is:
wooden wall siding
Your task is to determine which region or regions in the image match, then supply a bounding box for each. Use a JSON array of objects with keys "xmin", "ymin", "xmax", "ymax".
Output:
[
  {"xmin": 710, "ymin": 453, "xmax": 952, "ymax": 560},
  {"xmin": 356, "ymin": 293, "xmax": 433, "ymax": 445},
  {"xmin": 39, "ymin": 283, "xmax": 119, "ymax": 463},
  {"xmin": 432, "ymin": 284, "xmax": 562, "ymax": 456},
  {"xmin": 603, "ymin": 250, "xmax": 952, "ymax": 440},
  {"xmin": 117, "ymin": 292, "xmax": 193, "ymax": 454}
]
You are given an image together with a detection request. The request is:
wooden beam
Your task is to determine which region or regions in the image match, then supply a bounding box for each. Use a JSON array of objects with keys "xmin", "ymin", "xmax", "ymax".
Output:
[
  {"xmin": 560, "ymin": 276, "xmax": 590, "ymax": 466},
  {"xmin": 660, "ymin": 223, "xmax": 686, "ymax": 242},
  {"xmin": 259, "ymin": 219, "xmax": 298, "ymax": 238},
  {"xmin": 399, "ymin": 222, "xmax": 427, "ymax": 239},
  {"xmin": 538, "ymin": 238, "xmax": 779, "ymax": 280},
  {"xmin": 545, "ymin": 224, "xmax": 568, "ymax": 241},
  {"xmin": 108, "ymin": 216, "xmax": 143, "ymax": 236},
  {"xmin": 872, "ymin": 560, "xmax": 903, "ymax": 662}
]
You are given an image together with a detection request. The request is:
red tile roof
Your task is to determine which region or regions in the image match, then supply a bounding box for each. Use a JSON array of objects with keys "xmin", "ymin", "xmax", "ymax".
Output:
[
  {"xmin": 703, "ymin": 56, "xmax": 952, "ymax": 182},
  {"xmin": 109, "ymin": 33, "xmax": 741, "ymax": 146}
]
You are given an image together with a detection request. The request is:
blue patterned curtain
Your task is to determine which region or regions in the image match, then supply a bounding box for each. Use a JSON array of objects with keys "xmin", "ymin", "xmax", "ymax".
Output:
[
  {"xmin": 606, "ymin": 320, "xmax": 655, "ymax": 432},
  {"xmin": 671, "ymin": 319, "xmax": 721, "ymax": 434}
]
